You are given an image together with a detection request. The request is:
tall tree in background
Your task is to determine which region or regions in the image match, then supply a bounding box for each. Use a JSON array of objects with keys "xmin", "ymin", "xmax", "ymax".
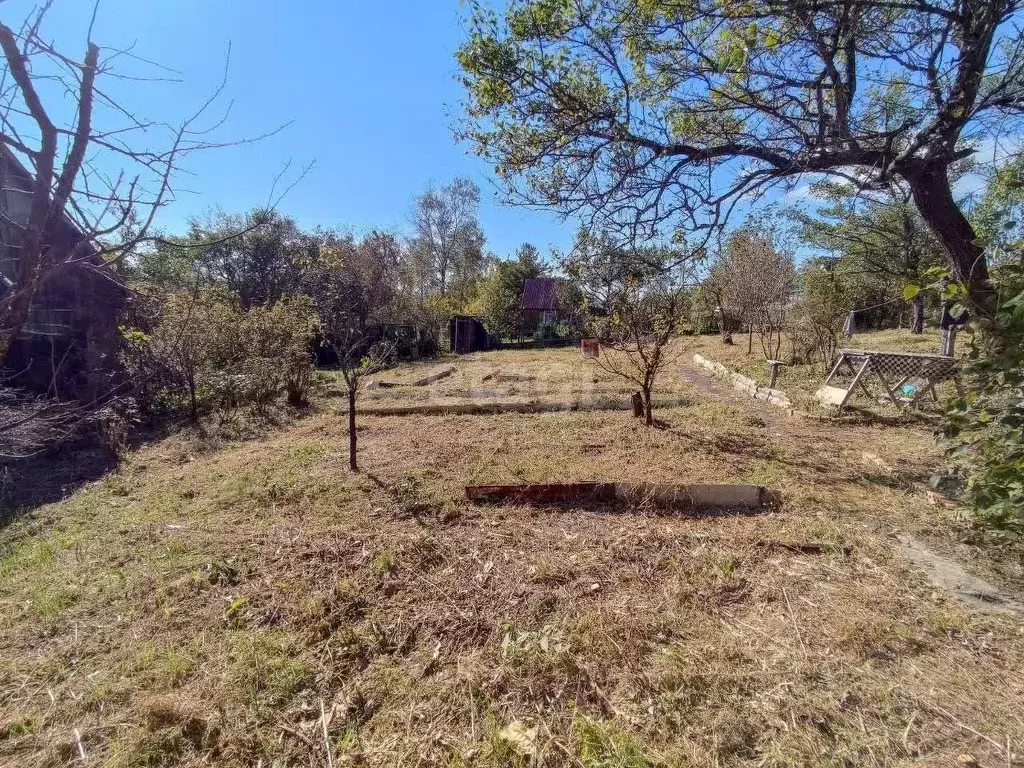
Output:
[
  {"xmin": 563, "ymin": 229, "xmax": 662, "ymax": 317},
  {"xmin": 410, "ymin": 178, "xmax": 486, "ymax": 297},
  {"xmin": 792, "ymin": 182, "xmax": 945, "ymax": 332},
  {"xmin": 457, "ymin": 0, "xmax": 1024, "ymax": 318},
  {"xmin": 474, "ymin": 242, "xmax": 544, "ymax": 338},
  {"xmin": 190, "ymin": 209, "xmax": 310, "ymax": 309}
]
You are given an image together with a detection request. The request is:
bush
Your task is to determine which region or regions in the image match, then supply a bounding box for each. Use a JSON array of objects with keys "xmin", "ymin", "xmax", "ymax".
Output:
[
  {"xmin": 786, "ymin": 265, "xmax": 848, "ymax": 365},
  {"xmin": 940, "ymin": 253, "xmax": 1024, "ymax": 535},
  {"xmin": 238, "ymin": 297, "xmax": 318, "ymax": 409},
  {"xmin": 121, "ymin": 288, "xmax": 318, "ymax": 421}
]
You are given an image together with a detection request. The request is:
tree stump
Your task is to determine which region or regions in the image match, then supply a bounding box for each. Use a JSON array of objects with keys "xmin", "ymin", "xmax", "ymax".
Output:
[
  {"xmin": 766, "ymin": 360, "xmax": 787, "ymax": 389},
  {"xmin": 631, "ymin": 392, "xmax": 644, "ymax": 418}
]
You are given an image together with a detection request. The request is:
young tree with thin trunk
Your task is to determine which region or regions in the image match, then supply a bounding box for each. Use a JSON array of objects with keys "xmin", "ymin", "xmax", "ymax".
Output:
[
  {"xmin": 310, "ymin": 233, "xmax": 400, "ymax": 471},
  {"xmin": 457, "ymin": 0, "xmax": 1024, "ymax": 319},
  {"xmin": 573, "ymin": 244, "xmax": 693, "ymax": 425},
  {"xmin": 334, "ymin": 338, "xmax": 395, "ymax": 472},
  {"xmin": 409, "ymin": 178, "xmax": 485, "ymax": 298},
  {"xmin": 593, "ymin": 277, "xmax": 688, "ymax": 426}
]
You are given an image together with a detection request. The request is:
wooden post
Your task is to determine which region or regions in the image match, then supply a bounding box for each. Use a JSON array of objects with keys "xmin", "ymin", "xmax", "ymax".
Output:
[
  {"xmin": 941, "ymin": 327, "xmax": 957, "ymax": 357},
  {"xmin": 631, "ymin": 392, "xmax": 644, "ymax": 418}
]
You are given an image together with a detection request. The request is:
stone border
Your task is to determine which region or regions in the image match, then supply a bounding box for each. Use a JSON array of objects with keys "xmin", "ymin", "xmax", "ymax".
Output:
[
  {"xmin": 358, "ymin": 394, "xmax": 694, "ymax": 417},
  {"xmin": 692, "ymin": 353, "xmax": 794, "ymax": 410}
]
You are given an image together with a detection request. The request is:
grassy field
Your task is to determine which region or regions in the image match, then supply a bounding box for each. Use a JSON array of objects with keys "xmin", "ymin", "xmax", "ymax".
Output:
[{"xmin": 1, "ymin": 345, "xmax": 1023, "ymax": 767}]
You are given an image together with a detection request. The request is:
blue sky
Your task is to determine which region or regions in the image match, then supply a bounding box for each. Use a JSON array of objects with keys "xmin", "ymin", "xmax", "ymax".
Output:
[{"xmin": 9, "ymin": 0, "xmax": 573, "ymax": 258}]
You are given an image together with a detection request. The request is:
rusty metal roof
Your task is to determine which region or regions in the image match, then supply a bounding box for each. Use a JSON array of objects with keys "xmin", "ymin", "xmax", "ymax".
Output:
[{"xmin": 522, "ymin": 277, "xmax": 559, "ymax": 311}]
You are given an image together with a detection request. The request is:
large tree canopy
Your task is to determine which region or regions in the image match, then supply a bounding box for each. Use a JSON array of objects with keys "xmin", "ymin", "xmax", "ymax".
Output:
[
  {"xmin": 792, "ymin": 180, "xmax": 946, "ymax": 330},
  {"xmin": 457, "ymin": 0, "xmax": 1024, "ymax": 315}
]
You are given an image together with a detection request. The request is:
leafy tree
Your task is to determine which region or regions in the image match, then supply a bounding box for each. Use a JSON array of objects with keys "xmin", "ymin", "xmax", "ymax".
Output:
[
  {"xmin": 238, "ymin": 297, "xmax": 318, "ymax": 409},
  {"xmin": 144, "ymin": 289, "xmax": 240, "ymax": 422},
  {"xmin": 457, "ymin": 0, "xmax": 1024, "ymax": 317},
  {"xmin": 191, "ymin": 209, "xmax": 310, "ymax": 309},
  {"xmin": 792, "ymin": 181, "xmax": 946, "ymax": 332},
  {"xmin": 474, "ymin": 243, "xmax": 545, "ymax": 338},
  {"xmin": 916, "ymin": 249, "xmax": 1022, "ymax": 533},
  {"xmin": 937, "ymin": 167, "xmax": 1024, "ymax": 533},
  {"xmin": 309, "ymin": 234, "xmax": 403, "ymax": 471},
  {"xmin": 590, "ymin": 266, "xmax": 690, "ymax": 426},
  {"xmin": 972, "ymin": 154, "xmax": 1024, "ymax": 250},
  {"xmin": 788, "ymin": 260, "xmax": 851, "ymax": 364},
  {"xmin": 409, "ymin": 178, "xmax": 486, "ymax": 298},
  {"xmin": 563, "ymin": 229, "xmax": 663, "ymax": 317}
]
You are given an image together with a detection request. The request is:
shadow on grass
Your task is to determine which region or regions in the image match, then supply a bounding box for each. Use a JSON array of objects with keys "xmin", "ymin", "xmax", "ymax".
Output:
[
  {"xmin": 469, "ymin": 497, "xmax": 769, "ymax": 518},
  {"xmin": 0, "ymin": 402, "xmax": 316, "ymax": 530},
  {"xmin": 0, "ymin": 438, "xmax": 117, "ymax": 525}
]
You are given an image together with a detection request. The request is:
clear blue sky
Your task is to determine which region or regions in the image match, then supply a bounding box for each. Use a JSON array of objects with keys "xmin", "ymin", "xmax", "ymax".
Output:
[{"xmin": 9, "ymin": 0, "xmax": 574, "ymax": 258}]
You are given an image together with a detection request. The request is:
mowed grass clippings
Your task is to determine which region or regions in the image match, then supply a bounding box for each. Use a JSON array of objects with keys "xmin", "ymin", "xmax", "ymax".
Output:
[{"xmin": 1, "ymin": 347, "xmax": 1022, "ymax": 767}]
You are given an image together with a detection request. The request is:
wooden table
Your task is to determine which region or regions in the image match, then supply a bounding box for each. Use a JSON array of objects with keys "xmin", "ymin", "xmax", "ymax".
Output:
[{"xmin": 815, "ymin": 348, "xmax": 962, "ymax": 412}]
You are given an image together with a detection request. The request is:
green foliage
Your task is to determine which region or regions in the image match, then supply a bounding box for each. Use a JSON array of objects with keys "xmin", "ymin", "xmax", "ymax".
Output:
[
  {"xmin": 574, "ymin": 716, "xmax": 657, "ymax": 768},
  {"xmin": 473, "ymin": 243, "xmax": 545, "ymax": 339},
  {"xmin": 791, "ymin": 180, "xmax": 945, "ymax": 330},
  {"xmin": 456, "ymin": 0, "xmax": 1018, "ymax": 314},
  {"xmin": 238, "ymin": 296, "xmax": 318, "ymax": 409},
  {"xmin": 787, "ymin": 261, "xmax": 849, "ymax": 365},
  {"xmin": 120, "ymin": 288, "xmax": 317, "ymax": 420},
  {"xmin": 971, "ymin": 155, "xmax": 1024, "ymax": 250},
  {"xmin": 940, "ymin": 248, "xmax": 1024, "ymax": 534}
]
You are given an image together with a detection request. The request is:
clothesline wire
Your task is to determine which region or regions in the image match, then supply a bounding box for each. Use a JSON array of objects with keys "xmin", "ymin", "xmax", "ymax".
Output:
[{"xmin": 848, "ymin": 296, "xmax": 904, "ymax": 315}]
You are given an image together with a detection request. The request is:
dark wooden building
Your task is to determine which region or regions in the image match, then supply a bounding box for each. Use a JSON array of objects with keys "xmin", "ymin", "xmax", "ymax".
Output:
[
  {"xmin": 0, "ymin": 146, "xmax": 126, "ymax": 395},
  {"xmin": 449, "ymin": 315, "xmax": 491, "ymax": 354},
  {"xmin": 521, "ymin": 277, "xmax": 561, "ymax": 338}
]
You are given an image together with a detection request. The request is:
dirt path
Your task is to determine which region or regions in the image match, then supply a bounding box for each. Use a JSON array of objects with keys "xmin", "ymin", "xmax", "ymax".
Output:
[
  {"xmin": 898, "ymin": 534, "xmax": 1024, "ymax": 616},
  {"xmin": 678, "ymin": 358, "xmax": 803, "ymax": 431},
  {"xmin": 681, "ymin": 358, "xmax": 1024, "ymax": 616}
]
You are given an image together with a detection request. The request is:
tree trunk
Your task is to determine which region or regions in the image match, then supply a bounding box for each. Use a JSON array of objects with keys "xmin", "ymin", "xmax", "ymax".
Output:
[
  {"xmin": 642, "ymin": 387, "xmax": 653, "ymax": 426},
  {"xmin": 717, "ymin": 305, "xmax": 733, "ymax": 344},
  {"xmin": 910, "ymin": 293, "xmax": 924, "ymax": 334},
  {"xmin": 906, "ymin": 162, "xmax": 995, "ymax": 318},
  {"xmin": 187, "ymin": 371, "xmax": 198, "ymax": 423},
  {"xmin": 348, "ymin": 387, "xmax": 358, "ymax": 471}
]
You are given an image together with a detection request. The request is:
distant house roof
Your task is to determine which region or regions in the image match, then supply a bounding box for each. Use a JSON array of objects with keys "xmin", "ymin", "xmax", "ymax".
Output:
[{"xmin": 522, "ymin": 277, "xmax": 559, "ymax": 311}]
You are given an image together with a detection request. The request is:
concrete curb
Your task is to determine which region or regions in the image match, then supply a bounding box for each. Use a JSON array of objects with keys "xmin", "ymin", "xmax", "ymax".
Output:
[
  {"xmin": 358, "ymin": 395, "xmax": 693, "ymax": 418},
  {"xmin": 692, "ymin": 354, "xmax": 795, "ymax": 412}
]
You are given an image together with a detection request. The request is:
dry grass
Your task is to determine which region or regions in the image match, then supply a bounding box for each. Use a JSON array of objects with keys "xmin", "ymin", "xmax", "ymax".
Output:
[{"xmin": 1, "ymin": 346, "xmax": 1022, "ymax": 767}]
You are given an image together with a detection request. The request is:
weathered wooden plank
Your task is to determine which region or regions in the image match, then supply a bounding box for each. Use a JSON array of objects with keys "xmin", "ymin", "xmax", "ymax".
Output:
[
  {"xmin": 815, "ymin": 384, "xmax": 850, "ymax": 406},
  {"xmin": 466, "ymin": 482, "xmax": 775, "ymax": 510},
  {"xmin": 412, "ymin": 366, "xmax": 456, "ymax": 386}
]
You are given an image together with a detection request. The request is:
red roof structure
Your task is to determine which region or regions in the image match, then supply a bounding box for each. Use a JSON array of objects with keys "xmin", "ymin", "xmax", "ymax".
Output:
[{"xmin": 522, "ymin": 277, "xmax": 559, "ymax": 311}]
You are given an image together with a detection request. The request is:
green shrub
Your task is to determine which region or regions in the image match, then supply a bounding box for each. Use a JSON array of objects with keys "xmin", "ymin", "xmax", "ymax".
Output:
[
  {"xmin": 940, "ymin": 253, "xmax": 1024, "ymax": 534},
  {"xmin": 121, "ymin": 288, "xmax": 318, "ymax": 420}
]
